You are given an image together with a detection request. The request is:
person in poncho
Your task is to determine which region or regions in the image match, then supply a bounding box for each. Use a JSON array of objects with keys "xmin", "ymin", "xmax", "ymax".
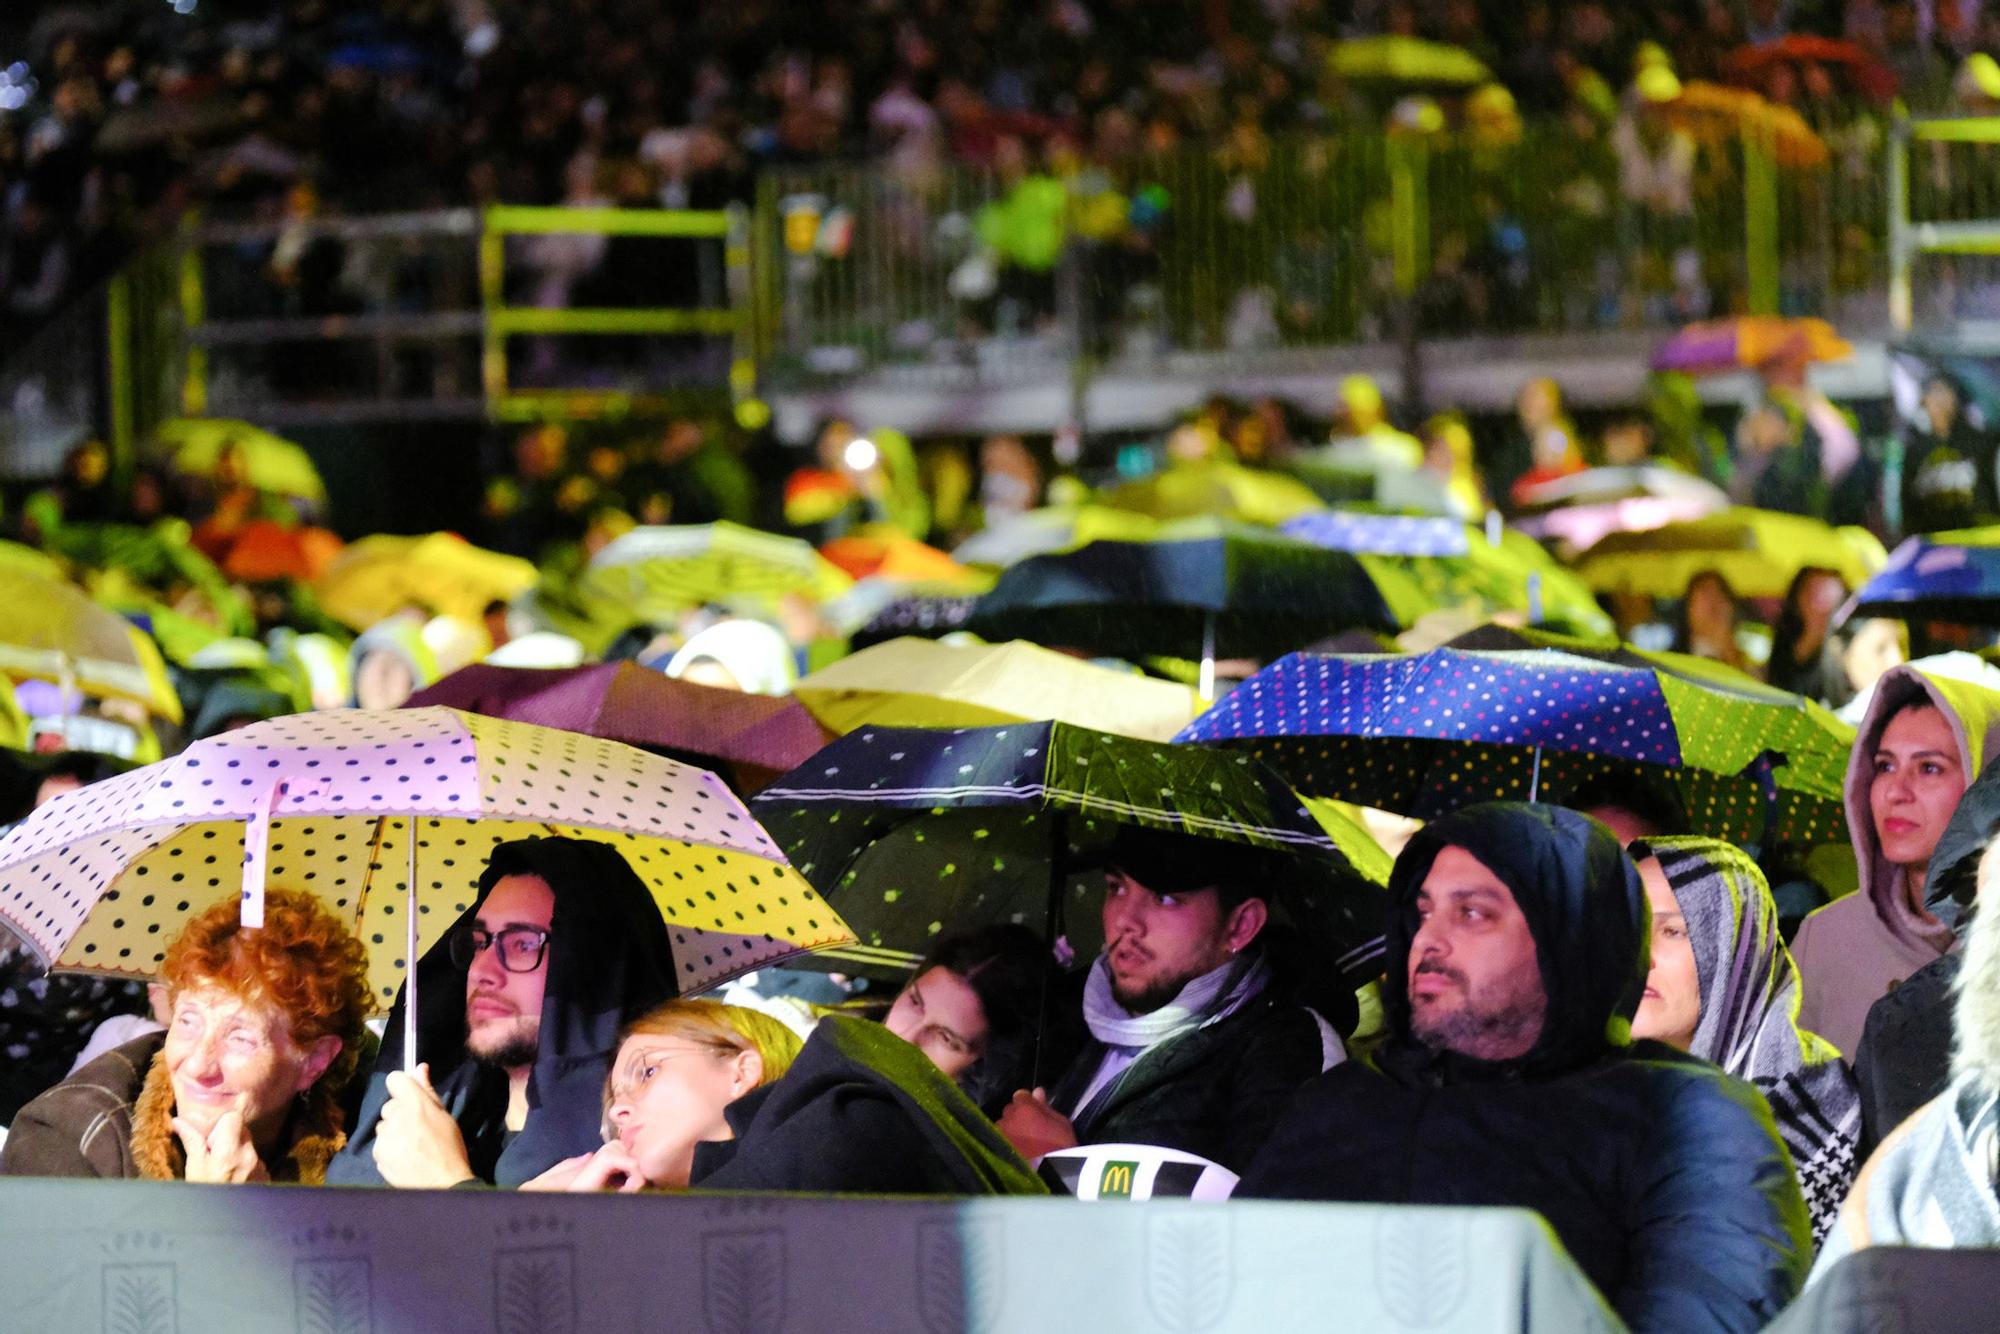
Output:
[
  {"xmin": 1632, "ymin": 837, "xmax": 1861, "ymax": 1245},
  {"xmin": 325, "ymin": 837, "xmax": 677, "ymax": 1188}
]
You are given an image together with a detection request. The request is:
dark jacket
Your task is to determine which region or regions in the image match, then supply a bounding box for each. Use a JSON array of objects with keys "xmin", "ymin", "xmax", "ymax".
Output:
[
  {"xmin": 1046, "ymin": 989, "xmax": 1326, "ymax": 1175},
  {"xmin": 1238, "ymin": 804, "xmax": 1810, "ymax": 1334},
  {"xmin": 327, "ymin": 837, "xmax": 678, "ymax": 1187},
  {"xmin": 690, "ymin": 1015, "xmax": 1045, "ymax": 1195},
  {"xmin": 1, "ymin": 1033, "xmax": 345, "ymax": 1182}
]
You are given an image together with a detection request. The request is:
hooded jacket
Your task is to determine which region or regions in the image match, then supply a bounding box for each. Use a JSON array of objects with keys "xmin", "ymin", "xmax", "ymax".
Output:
[
  {"xmin": 1238, "ymin": 804, "xmax": 1810, "ymax": 1334},
  {"xmin": 325, "ymin": 837, "xmax": 677, "ymax": 1187},
  {"xmin": 1809, "ymin": 812, "xmax": 2000, "ymax": 1273},
  {"xmin": 1793, "ymin": 666, "xmax": 2000, "ymax": 1055},
  {"xmin": 1850, "ymin": 749, "xmax": 2000, "ymax": 1149},
  {"xmin": 1645, "ymin": 837, "xmax": 1860, "ymax": 1245},
  {"xmin": 689, "ymin": 1014, "xmax": 1046, "ymax": 1195}
]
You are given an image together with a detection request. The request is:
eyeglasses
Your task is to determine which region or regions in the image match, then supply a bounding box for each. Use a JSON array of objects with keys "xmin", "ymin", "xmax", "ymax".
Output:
[
  {"xmin": 606, "ymin": 1045, "xmax": 729, "ymax": 1105},
  {"xmin": 449, "ymin": 926, "xmax": 551, "ymax": 974}
]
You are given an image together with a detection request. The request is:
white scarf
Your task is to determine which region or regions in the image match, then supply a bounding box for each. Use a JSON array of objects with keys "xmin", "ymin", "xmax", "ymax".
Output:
[{"xmin": 1081, "ymin": 952, "xmax": 1272, "ymax": 1050}]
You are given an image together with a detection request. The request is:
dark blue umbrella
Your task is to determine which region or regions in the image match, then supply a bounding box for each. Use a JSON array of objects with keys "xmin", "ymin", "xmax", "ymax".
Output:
[
  {"xmin": 966, "ymin": 525, "xmax": 1400, "ymax": 695},
  {"xmin": 1848, "ymin": 531, "xmax": 2000, "ymax": 623}
]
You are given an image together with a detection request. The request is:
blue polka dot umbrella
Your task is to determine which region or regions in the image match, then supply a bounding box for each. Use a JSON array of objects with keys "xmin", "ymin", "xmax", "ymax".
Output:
[
  {"xmin": 1177, "ymin": 643, "xmax": 1855, "ymax": 848},
  {"xmin": 753, "ymin": 720, "xmax": 1392, "ymax": 1002}
]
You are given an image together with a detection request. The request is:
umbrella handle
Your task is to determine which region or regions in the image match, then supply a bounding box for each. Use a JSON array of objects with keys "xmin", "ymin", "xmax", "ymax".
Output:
[
  {"xmin": 1032, "ymin": 810, "xmax": 1070, "ymax": 1092},
  {"xmin": 1529, "ymin": 745, "xmax": 1543, "ymax": 803},
  {"xmin": 404, "ymin": 821, "xmax": 419, "ymax": 1074},
  {"xmin": 1199, "ymin": 612, "xmax": 1217, "ymax": 703}
]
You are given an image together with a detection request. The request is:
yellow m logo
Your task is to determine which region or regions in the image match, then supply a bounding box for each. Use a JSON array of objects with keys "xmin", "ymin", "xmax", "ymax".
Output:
[{"xmin": 1098, "ymin": 1161, "xmax": 1138, "ymax": 1198}]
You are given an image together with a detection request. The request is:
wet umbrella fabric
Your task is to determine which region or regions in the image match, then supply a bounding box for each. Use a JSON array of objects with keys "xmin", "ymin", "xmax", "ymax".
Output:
[{"xmin": 1847, "ymin": 530, "xmax": 2000, "ymax": 624}]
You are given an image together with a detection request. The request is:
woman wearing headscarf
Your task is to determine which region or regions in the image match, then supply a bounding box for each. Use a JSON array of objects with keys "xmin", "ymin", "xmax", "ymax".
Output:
[
  {"xmin": 1792, "ymin": 664, "xmax": 2000, "ymax": 1054},
  {"xmin": 1632, "ymin": 836, "xmax": 1861, "ymax": 1245}
]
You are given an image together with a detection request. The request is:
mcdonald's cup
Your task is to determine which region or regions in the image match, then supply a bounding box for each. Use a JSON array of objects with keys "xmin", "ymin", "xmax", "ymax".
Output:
[{"xmin": 1037, "ymin": 1144, "xmax": 1238, "ymax": 1202}]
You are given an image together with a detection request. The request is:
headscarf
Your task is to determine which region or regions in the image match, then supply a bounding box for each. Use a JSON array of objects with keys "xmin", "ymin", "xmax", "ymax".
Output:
[
  {"xmin": 663, "ymin": 619, "xmax": 798, "ymax": 697},
  {"xmin": 325, "ymin": 837, "xmax": 678, "ymax": 1186},
  {"xmin": 1380, "ymin": 802, "xmax": 1648, "ymax": 1080},
  {"xmin": 1646, "ymin": 836, "xmax": 1860, "ymax": 1244},
  {"xmin": 346, "ymin": 619, "xmax": 440, "ymax": 707}
]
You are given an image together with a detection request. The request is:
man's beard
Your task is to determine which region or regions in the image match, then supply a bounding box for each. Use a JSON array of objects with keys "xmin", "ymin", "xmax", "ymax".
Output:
[
  {"xmin": 466, "ymin": 1013, "xmax": 541, "ymax": 1070},
  {"xmin": 1408, "ymin": 962, "xmax": 1545, "ymax": 1062},
  {"xmin": 1109, "ymin": 950, "xmax": 1218, "ymax": 1015}
]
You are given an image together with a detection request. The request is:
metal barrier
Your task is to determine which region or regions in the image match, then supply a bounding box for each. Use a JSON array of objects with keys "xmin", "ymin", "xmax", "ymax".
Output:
[{"xmin": 1888, "ymin": 114, "xmax": 2000, "ymax": 332}]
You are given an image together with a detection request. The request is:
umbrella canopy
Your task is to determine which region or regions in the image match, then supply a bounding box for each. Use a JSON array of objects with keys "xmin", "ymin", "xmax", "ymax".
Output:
[
  {"xmin": 1513, "ymin": 467, "xmax": 1731, "ymax": 550},
  {"xmin": 1178, "ymin": 644, "xmax": 1854, "ymax": 847},
  {"xmin": 1098, "ymin": 462, "xmax": 1325, "ymax": 527},
  {"xmin": 1330, "ymin": 35, "xmax": 1491, "ymax": 88},
  {"xmin": 754, "ymin": 720, "xmax": 1390, "ymax": 986},
  {"xmin": 1651, "ymin": 316, "xmax": 1852, "ymax": 375},
  {"xmin": 216, "ymin": 519, "xmax": 346, "ymax": 583},
  {"xmin": 0, "ymin": 540, "xmax": 63, "ymax": 579},
  {"xmin": 0, "ymin": 707, "xmax": 855, "ymax": 1009},
  {"xmin": 1725, "ymin": 35, "xmax": 1899, "ymax": 104},
  {"xmin": 847, "ymin": 590, "xmax": 984, "ymax": 649},
  {"xmin": 1847, "ymin": 529, "xmax": 2000, "ymax": 623},
  {"xmin": 315, "ymin": 532, "xmax": 538, "ymax": 632},
  {"xmin": 1282, "ymin": 513, "xmax": 1614, "ymax": 637},
  {"xmin": 952, "ymin": 505, "xmax": 1166, "ymax": 569},
  {"xmin": 1661, "ymin": 81, "xmax": 1829, "ymax": 168},
  {"xmin": 967, "ymin": 523, "xmax": 1403, "ymax": 667},
  {"xmin": 408, "ymin": 662, "xmax": 833, "ymax": 779},
  {"xmin": 1573, "ymin": 508, "xmax": 1880, "ymax": 599},
  {"xmin": 0, "ymin": 568, "xmax": 182, "ymax": 723},
  {"xmin": 818, "ymin": 532, "xmax": 989, "ymax": 589},
  {"xmin": 155, "ymin": 418, "xmax": 328, "ymax": 507},
  {"xmin": 794, "ymin": 637, "xmax": 1202, "ymax": 741},
  {"xmin": 585, "ymin": 523, "xmax": 853, "ymax": 620}
]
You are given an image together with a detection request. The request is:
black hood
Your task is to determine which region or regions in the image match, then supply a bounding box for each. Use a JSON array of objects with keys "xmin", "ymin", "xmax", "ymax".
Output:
[
  {"xmin": 1381, "ymin": 802, "xmax": 1649, "ymax": 1078},
  {"xmin": 327, "ymin": 836, "xmax": 679, "ymax": 1186}
]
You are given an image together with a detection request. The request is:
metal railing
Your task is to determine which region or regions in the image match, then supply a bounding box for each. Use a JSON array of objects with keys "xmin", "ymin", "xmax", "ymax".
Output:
[{"xmin": 1889, "ymin": 114, "xmax": 2000, "ymax": 332}]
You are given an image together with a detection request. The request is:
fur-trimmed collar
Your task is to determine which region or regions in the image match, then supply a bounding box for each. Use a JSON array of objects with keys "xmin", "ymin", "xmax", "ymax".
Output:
[{"xmin": 129, "ymin": 1049, "xmax": 347, "ymax": 1183}]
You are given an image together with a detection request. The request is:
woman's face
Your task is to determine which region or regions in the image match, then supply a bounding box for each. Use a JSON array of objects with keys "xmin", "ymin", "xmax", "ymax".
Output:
[
  {"xmin": 1870, "ymin": 704, "xmax": 1967, "ymax": 871},
  {"xmin": 1842, "ymin": 619, "xmax": 1908, "ymax": 694},
  {"xmin": 1685, "ymin": 576, "xmax": 1736, "ymax": 642},
  {"xmin": 605, "ymin": 1035, "xmax": 758, "ymax": 1188},
  {"xmin": 883, "ymin": 966, "xmax": 989, "ymax": 1080},
  {"xmin": 1794, "ymin": 572, "xmax": 1848, "ymax": 641},
  {"xmin": 1632, "ymin": 859, "xmax": 1701, "ymax": 1051},
  {"xmin": 163, "ymin": 981, "xmax": 335, "ymax": 1150}
]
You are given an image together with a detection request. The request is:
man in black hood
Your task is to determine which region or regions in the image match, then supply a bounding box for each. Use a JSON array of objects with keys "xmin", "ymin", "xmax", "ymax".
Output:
[
  {"xmin": 326, "ymin": 837, "xmax": 677, "ymax": 1188},
  {"xmin": 1238, "ymin": 804, "xmax": 1810, "ymax": 1333}
]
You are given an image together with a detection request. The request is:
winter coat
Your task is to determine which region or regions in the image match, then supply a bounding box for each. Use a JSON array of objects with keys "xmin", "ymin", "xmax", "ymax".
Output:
[
  {"xmin": 690, "ymin": 1015, "xmax": 1045, "ymax": 1195},
  {"xmin": 1793, "ymin": 665, "xmax": 2000, "ymax": 1054},
  {"xmin": 1044, "ymin": 991, "xmax": 1328, "ymax": 1174},
  {"xmin": 326, "ymin": 837, "xmax": 678, "ymax": 1187},
  {"xmin": 0, "ymin": 1033, "xmax": 345, "ymax": 1182},
  {"xmin": 1239, "ymin": 804, "xmax": 1810, "ymax": 1334}
]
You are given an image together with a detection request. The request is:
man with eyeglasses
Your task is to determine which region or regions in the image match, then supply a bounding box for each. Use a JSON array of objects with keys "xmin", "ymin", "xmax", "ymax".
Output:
[{"xmin": 326, "ymin": 836, "xmax": 677, "ymax": 1188}]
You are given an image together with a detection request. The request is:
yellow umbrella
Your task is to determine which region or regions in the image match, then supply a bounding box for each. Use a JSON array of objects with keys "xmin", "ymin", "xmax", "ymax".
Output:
[
  {"xmin": 316, "ymin": 532, "xmax": 538, "ymax": 631},
  {"xmin": 155, "ymin": 418, "xmax": 328, "ymax": 507},
  {"xmin": 0, "ymin": 540, "xmax": 63, "ymax": 579},
  {"xmin": 1331, "ymin": 35, "xmax": 1492, "ymax": 88},
  {"xmin": 794, "ymin": 636, "xmax": 1203, "ymax": 742},
  {"xmin": 584, "ymin": 522, "xmax": 853, "ymax": 620},
  {"xmin": 1573, "ymin": 508, "xmax": 1877, "ymax": 599},
  {"xmin": 0, "ymin": 568, "xmax": 182, "ymax": 723},
  {"xmin": 1099, "ymin": 461, "xmax": 1325, "ymax": 526}
]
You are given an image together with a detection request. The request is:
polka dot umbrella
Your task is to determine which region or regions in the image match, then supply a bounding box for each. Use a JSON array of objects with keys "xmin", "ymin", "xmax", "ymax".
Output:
[
  {"xmin": 0, "ymin": 707, "xmax": 854, "ymax": 1068},
  {"xmin": 753, "ymin": 720, "xmax": 1392, "ymax": 994},
  {"xmin": 1177, "ymin": 645, "xmax": 1856, "ymax": 849}
]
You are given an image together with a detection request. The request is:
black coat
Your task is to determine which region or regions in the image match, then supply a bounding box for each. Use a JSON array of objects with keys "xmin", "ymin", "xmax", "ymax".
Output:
[
  {"xmin": 1046, "ymin": 990, "xmax": 1326, "ymax": 1174},
  {"xmin": 1239, "ymin": 804, "xmax": 1810, "ymax": 1334},
  {"xmin": 690, "ymin": 1015, "xmax": 1044, "ymax": 1196}
]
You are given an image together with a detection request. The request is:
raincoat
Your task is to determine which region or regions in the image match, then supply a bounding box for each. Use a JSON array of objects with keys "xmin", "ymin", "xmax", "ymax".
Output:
[
  {"xmin": 326, "ymin": 838, "xmax": 678, "ymax": 1187},
  {"xmin": 1646, "ymin": 837, "xmax": 1860, "ymax": 1245},
  {"xmin": 690, "ymin": 1015, "xmax": 1045, "ymax": 1195},
  {"xmin": 1792, "ymin": 666, "xmax": 2000, "ymax": 1055},
  {"xmin": 1239, "ymin": 804, "xmax": 1810, "ymax": 1334}
]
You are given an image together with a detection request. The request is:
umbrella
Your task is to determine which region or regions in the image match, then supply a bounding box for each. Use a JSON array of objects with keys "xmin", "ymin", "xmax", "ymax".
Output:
[
  {"xmin": 1512, "ymin": 467, "xmax": 1731, "ymax": 550},
  {"xmin": 952, "ymin": 505, "xmax": 1166, "ymax": 569},
  {"xmin": 1099, "ymin": 462, "xmax": 1325, "ymax": 527},
  {"xmin": 0, "ymin": 568, "xmax": 182, "ymax": 723},
  {"xmin": 1651, "ymin": 316, "xmax": 1852, "ymax": 375},
  {"xmin": 585, "ymin": 522, "xmax": 853, "ymax": 620},
  {"xmin": 215, "ymin": 519, "xmax": 346, "ymax": 584},
  {"xmin": 407, "ymin": 662, "xmax": 833, "ymax": 786},
  {"xmin": 847, "ymin": 590, "xmax": 984, "ymax": 649},
  {"xmin": 1281, "ymin": 513, "xmax": 1614, "ymax": 637},
  {"xmin": 1661, "ymin": 81, "xmax": 1830, "ymax": 169},
  {"xmin": 967, "ymin": 522, "xmax": 1404, "ymax": 697},
  {"xmin": 0, "ymin": 708, "xmax": 856, "ymax": 1040},
  {"xmin": 1178, "ymin": 643, "xmax": 1856, "ymax": 847},
  {"xmin": 155, "ymin": 418, "xmax": 327, "ymax": 508},
  {"xmin": 793, "ymin": 637, "xmax": 1202, "ymax": 741},
  {"xmin": 1846, "ymin": 529, "xmax": 2000, "ymax": 624},
  {"xmin": 1725, "ymin": 36, "xmax": 1899, "ymax": 105},
  {"xmin": 315, "ymin": 532, "xmax": 538, "ymax": 632},
  {"xmin": 0, "ymin": 541, "xmax": 63, "ymax": 580},
  {"xmin": 753, "ymin": 720, "xmax": 1391, "ymax": 991},
  {"xmin": 1330, "ymin": 35, "xmax": 1492, "ymax": 88},
  {"xmin": 1573, "ymin": 508, "xmax": 1880, "ymax": 600},
  {"xmin": 818, "ymin": 532, "xmax": 989, "ymax": 590}
]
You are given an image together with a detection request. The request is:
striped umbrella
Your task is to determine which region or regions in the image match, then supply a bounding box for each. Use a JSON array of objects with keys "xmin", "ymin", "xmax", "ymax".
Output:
[{"xmin": 584, "ymin": 522, "xmax": 853, "ymax": 619}]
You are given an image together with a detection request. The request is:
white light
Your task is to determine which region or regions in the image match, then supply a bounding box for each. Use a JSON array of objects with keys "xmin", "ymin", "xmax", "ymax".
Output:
[
  {"xmin": 0, "ymin": 88, "xmax": 24, "ymax": 111},
  {"xmin": 842, "ymin": 437, "xmax": 879, "ymax": 471}
]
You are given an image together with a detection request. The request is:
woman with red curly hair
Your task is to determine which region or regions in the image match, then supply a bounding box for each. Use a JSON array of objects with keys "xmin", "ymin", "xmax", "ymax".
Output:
[{"xmin": 1, "ymin": 889, "xmax": 370, "ymax": 1183}]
